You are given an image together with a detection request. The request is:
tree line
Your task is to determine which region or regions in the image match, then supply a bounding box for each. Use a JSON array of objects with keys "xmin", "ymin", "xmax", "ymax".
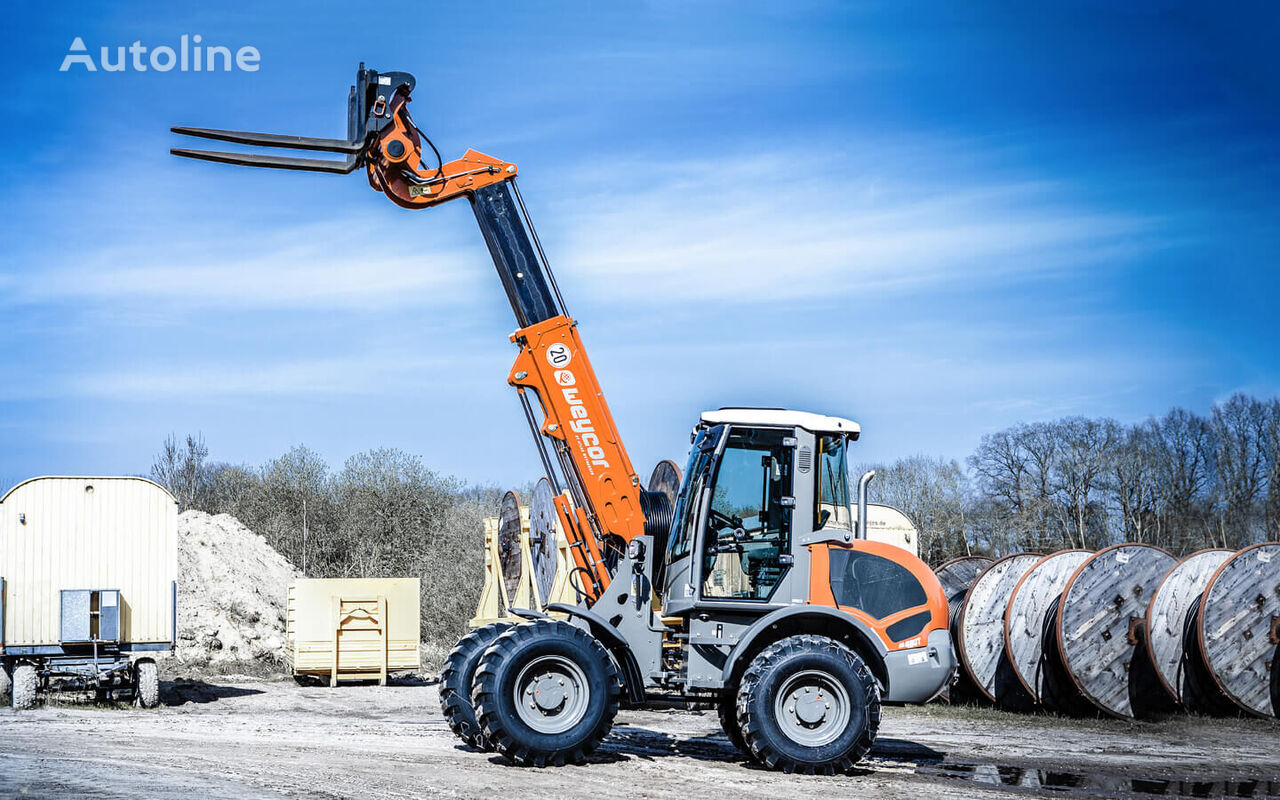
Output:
[
  {"xmin": 151, "ymin": 435, "xmax": 500, "ymax": 655},
  {"xmin": 863, "ymin": 393, "xmax": 1280, "ymax": 565}
]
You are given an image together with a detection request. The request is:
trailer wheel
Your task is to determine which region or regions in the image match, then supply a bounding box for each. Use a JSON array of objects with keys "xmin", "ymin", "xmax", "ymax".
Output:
[
  {"xmin": 717, "ymin": 690, "xmax": 752, "ymax": 758},
  {"xmin": 0, "ymin": 663, "xmax": 10, "ymax": 704},
  {"xmin": 133, "ymin": 659, "xmax": 160, "ymax": 708},
  {"xmin": 11, "ymin": 664, "xmax": 37, "ymax": 710},
  {"xmin": 440, "ymin": 622, "xmax": 512, "ymax": 750},
  {"xmin": 737, "ymin": 635, "xmax": 880, "ymax": 775},
  {"xmin": 473, "ymin": 620, "xmax": 620, "ymax": 767}
]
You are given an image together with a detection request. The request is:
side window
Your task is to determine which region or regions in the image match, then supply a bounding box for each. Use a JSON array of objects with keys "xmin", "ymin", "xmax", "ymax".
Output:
[
  {"xmin": 815, "ymin": 434, "xmax": 851, "ymax": 530},
  {"xmin": 701, "ymin": 428, "xmax": 792, "ymax": 601},
  {"xmin": 828, "ymin": 549, "xmax": 927, "ymax": 619},
  {"xmin": 667, "ymin": 427, "xmax": 720, "ymax": 562}
]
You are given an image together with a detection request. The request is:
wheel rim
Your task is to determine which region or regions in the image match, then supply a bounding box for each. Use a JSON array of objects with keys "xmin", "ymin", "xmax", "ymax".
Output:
[
  {"xmin": 774, "ymin": 669, "xmax": 852, "ymax": 748},
  {"xmin": 513, "ymin": 654, "xmax": 591, "ymax": 734}
]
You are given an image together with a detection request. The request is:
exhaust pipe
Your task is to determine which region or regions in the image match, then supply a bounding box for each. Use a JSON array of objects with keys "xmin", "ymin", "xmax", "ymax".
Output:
[{"xmin": 857, "ymin": 470, "xmax": 875, "ymax": 540}]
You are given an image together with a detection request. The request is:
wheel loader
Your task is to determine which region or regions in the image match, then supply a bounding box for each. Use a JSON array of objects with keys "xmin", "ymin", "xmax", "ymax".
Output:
[{"xmin": 171, "ymin": 64, "xmax": 957, "ymax": 774}]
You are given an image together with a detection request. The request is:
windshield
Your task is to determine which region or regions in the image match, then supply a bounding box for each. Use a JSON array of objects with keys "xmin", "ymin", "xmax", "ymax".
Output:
[{"xmin": 667, "ymin": 426, "xmax": 722, "ymax": 563}]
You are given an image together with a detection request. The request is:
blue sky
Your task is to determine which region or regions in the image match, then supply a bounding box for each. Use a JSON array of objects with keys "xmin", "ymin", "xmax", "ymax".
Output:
[{"xmin": 1, "ymin": 1, "xmax": 1277, "ymax": 490}]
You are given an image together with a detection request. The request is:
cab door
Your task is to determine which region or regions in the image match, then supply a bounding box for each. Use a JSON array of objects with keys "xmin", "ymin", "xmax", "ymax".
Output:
[{"xmin": 697, "ymin": 426, "xmax": 795, "ymax": 603}]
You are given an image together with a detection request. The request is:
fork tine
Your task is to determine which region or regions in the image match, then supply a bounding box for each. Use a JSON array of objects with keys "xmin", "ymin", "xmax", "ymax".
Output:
[
  {"xmin": 170, "ymin": 148, "xmax": 360, "ymax": 174},
  {"xmin": 170, "ymin": 126, "xmax": 365, "ymax": 154}
]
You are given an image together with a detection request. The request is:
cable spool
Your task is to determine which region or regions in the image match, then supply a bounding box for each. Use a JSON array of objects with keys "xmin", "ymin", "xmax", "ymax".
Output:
[
  {"xmin": 933, "ymin": 556, "xmax": 993, "ymax": 702},
  {"xmin": 527, "ymin": 479, "xmax": 559, "ymax": 608},
  {"xmin": 936, "ymin": 556, "xmax": 994, "ymax": 626},
  {"xmin": 955, "ymin": 553, "xmax": 1042, "ymax": 709},
  {"xmin": 498, "ymin": 490, "xmax": 525, "ymax": 609},
  {"xmin": 1049, "ymin": 543, "xmax": 1177, "ymax": 719},
  {"xmin": 640, "ymin": 460, "xmax": 681, "ymax": 572},
  {"xmin": 1004, "ymin": 550, "xmax": 1093, "ymax": 704},
  {"xmin": 1195, "ymin": 542, "xmax": 1280, "ymax": 718},
  {"xmin": 1178, "ymin": 594, "xmax": 1239, "ymax": 715},
  {"xmin": 1144, "ymin": 548, "xmax": 1233, "ymax": 709}
]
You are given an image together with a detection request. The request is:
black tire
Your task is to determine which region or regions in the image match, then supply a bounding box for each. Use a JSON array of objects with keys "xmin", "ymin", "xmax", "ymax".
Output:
[
  {"xmin": 737, "ymin": 635, "xmax": 880, "ymax": 775},
  {"xmin": 717, "ymin": 690, "xmax": 752, "ymax": 757},
  {"xmin": 439, "ymin": 622, "xmax": 512, "ymax": 750},
  {"xmin": 0, "ymin": 663, "xmax": 11, "ymax": 704},
  {"xmin": 11, "ymin": 663, "xmax": 37, "ymax": 710},
  {"xmin": 133, "ymin": 659, "xmax": 160, "ymax": 708},
  {"xmin": 473, "ymin": 620, "xmax": 620, "ymax": 767}
]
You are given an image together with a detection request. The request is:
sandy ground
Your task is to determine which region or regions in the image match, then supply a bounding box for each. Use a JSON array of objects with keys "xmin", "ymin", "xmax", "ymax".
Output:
[{"xmin": 1, "ymin": 679, "xmax": 1278, "ymax": 800}]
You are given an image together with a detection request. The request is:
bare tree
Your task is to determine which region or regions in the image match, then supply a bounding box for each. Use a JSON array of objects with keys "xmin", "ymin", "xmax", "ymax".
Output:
[
  {"xmin": 1211, "ymin": 393, "xmax": 1267, "ymax": 548},
  {"xmin": 1050, "ymin": 417, "xmax": 1117, "ymax": 550},
  {"xmin": 151, "ymin": 433, "xmax": 211, "ymax": 511},
  {"xmin": 864, "ymin": 455, "xmax": 969, "ymax": 564}
]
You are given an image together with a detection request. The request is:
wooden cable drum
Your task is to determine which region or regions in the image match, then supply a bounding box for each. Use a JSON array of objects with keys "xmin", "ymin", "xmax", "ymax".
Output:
[
  {"xmin": 647, "ymin": 460, "xmax": 682, "ymax": 509},
  {"xmin": 936, "ymin": 556, "xmax": 994, "ymax": 627},
  {"xmin": 955, "ymin": 553, "xmax": 1042, "ymax": 708},
  {"xmin": 498, "ymin": 490, "xmax": 524, "ymax": 607},
  {"xmin": 1004, "ymin": 550, "xmax": 1093, "ymax": 704},
  {"xmin": 527, "ymin": 479, "xmax": 559, "ymax": 608},
  {"xmin": 933, "ymin": 556, "xmax": 993, "ymax": 703},
  {"xmin": 1144, "ymin": 548, "xmax": 1233, "ymax": 709},
  {"xmin": 1195, "ymin": 542, "xmax": 1280, "ymax": 718},
  {"xmin": 1049, "ymin": 543, "xmax": 1177, "ymax": 719}
]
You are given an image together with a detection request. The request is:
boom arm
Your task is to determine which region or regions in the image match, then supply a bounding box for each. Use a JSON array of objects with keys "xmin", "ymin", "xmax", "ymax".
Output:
[{"xmin": 172, "ymin": 64, "xmax": 652, "ymax": 601}]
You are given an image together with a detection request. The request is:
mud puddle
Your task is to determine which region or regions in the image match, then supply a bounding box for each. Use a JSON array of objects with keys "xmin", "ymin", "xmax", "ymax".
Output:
[{"xmin": 920, "ymin": 761, "xmax": 1280, "ymax": 798}]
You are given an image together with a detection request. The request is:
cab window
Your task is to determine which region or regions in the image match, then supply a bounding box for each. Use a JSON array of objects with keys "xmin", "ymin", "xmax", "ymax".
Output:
[
  {"xmin": 667, "ymin": 427, "xmax": 720, "ymax": 562},
  {"xmin": 815, "ymin": 434, "xmax": 851, "ymax": 530},
  {"xmin": 700, "ymin": 427, "xmax": 792, "ymax": 601},
  {"xmin": 828, "ymin": 550, "xmax": 927, "ymax": 619}
]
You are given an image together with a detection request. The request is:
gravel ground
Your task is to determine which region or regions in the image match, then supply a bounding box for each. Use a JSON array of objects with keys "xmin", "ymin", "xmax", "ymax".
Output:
[{"xmin": 1, "ymin": 679, "xmax": 1277, "ymax": 799}]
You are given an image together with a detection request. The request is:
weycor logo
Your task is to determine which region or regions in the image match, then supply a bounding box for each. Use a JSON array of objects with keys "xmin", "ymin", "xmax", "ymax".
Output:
[
  {"xmin": 59, "ymin": 35, "xmax": 260, "ymax": 72},
  {"xmin": 552, "ymin": 365, "xmax": 611, "ymax": 469}
]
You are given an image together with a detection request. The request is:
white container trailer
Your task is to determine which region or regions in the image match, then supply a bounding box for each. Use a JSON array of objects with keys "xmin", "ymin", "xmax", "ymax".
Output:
[{"xmin": 0, "ymin": 476, "xmax": 178, "ymax": 709}]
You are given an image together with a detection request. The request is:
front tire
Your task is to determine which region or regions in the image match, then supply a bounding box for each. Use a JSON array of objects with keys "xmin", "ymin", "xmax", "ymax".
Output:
[
  {"xmin": 133, "ymin": 659, "xmax": 160, "ymax": 708},
  {"xmin": 11, "ymin": 663, "xmax": 37, "ymax": 710},
  {"xmin": 737, "ymin": 635, "xmax": 880, "ymax": 774},
  {"xmin": 473, "ymin": 620, "xmax": 620, "ymax": 767},
  {"xmin": 440, "ymin": 622, "xmax": 512, "ymax": 750},
  {"xmin": 717, "ymin": 690, "xmax": 751, "ymax": 757}
]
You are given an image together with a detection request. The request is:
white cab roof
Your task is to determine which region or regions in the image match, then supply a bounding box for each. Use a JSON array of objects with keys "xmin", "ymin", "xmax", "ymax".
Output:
[{"xmin": 700, "ymin": 408, "xmax": 861, "ymax": 436}]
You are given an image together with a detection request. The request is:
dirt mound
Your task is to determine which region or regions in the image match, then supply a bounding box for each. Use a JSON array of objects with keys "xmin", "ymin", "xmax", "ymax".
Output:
[{"xmin": 177, "ymin": 511, "xmax": 300, "ymax": 666}]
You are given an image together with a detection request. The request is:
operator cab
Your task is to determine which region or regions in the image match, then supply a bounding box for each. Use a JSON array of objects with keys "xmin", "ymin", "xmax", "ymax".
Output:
[{"xmin": 662, "ymin": 408, "xmax": 862, "ymax": 617}]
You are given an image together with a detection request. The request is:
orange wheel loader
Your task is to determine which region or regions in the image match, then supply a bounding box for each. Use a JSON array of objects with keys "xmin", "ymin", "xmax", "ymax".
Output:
[{"xmin": 172, "ymin": 64, "xmax": 956, "ymax": 774}]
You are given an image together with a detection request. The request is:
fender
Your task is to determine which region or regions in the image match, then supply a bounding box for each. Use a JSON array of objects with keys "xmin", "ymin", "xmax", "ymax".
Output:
[
  {"xmin": 720, "ymin": 605, "xmax": 889, "ymax": 688},
  {"xmin": 546, "ymin": 602, "xmax": 646, "ymax": 704}
]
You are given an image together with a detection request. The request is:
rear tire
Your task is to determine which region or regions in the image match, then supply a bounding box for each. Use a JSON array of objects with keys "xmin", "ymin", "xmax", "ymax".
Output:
[
  {"xmin": 133, "ymin": 659, "xmax": 160, "ymax": 708},
  {"xmin": 717, "ymin": 690, "xmax": 751, "ymax": 757},
  {"xmin": 473, "ymin": 620, "xmax": 620, "ymax": 766},
  {"xmin": 0, "ymin": 663, "xmax": 11, "ymax": 704},
  {"xmin": 737, "ymin": 635, "xmax": 880, "ymax": 774},
  {"xmin": 440, "ymin": 622, "xmax": 512, "ymax": 750},
  {"xmin": 11, "ymin": 664, "xmax": 37, "ymax": 710}
]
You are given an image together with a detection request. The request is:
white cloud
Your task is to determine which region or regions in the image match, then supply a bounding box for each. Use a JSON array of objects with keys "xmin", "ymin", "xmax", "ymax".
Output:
[
  {"xmin": 2, "ymin": 143, "xmax": 1166, "ymax": 317},
  {"xmin": 3, "ymin": 353, "xmax": 451, "ymax": 401},
  {"xmin": 549, "ymin": 149, "xmax": 1163, "ymax": 304}
]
